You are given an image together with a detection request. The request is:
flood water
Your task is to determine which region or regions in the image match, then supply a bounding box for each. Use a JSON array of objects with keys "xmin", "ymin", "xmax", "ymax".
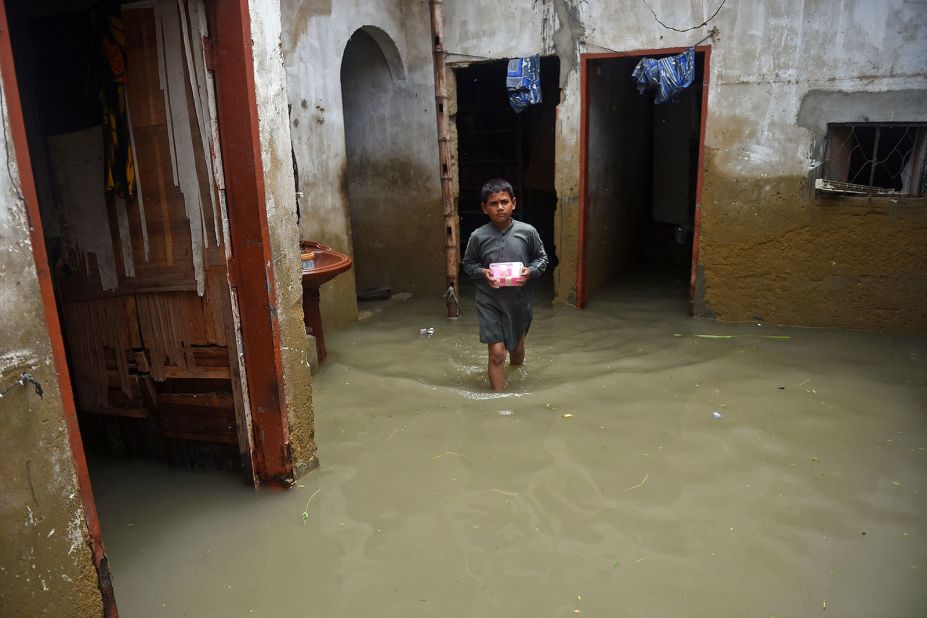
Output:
[{"xmin": 91, "ymin": 274, "xmax": 927, "ymax": 617}]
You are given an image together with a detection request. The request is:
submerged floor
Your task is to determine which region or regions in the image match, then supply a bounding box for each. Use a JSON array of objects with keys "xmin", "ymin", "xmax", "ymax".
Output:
[{"xmin": 91, "ymin": 275, "xmax": 927, "ymax": 617}]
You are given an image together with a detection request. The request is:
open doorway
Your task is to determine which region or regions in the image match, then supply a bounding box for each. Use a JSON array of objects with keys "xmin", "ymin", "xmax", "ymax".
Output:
[
  {"xmin": 578, "ymin": 48, "xmax": 708, "ymax": 310},
  {"xmin": 454, "ymin": 57, "xmax": 561, "ymax": 290},
  {"xmin": 7, "ymin": 0, "xmax": 254, "ymax": 478}
]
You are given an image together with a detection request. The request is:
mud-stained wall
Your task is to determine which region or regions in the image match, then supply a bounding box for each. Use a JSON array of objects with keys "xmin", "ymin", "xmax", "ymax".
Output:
[
  {"xmin": 249, "ymin": 0, "xmax": 317, "ymax": 474},
  {"xmin": 443, "ymin": 0, "xmax": 927, "ymax": 330},
  {"xmin": 280, "ymin": 0, "xmax": 926, "ymax": 330},
  {"xmin": 700, "ymin": 159, "xmax": 927, "ymax": 331},
  {"xmin": 0, "ymin": 90, "xmax": 103, "ymax": 615},
  {"xmin": 584, "ymin": 1, "xmax": 927, "ymax": 331},
  {"xmin": 282, "ymin": 0, "xmax": 444, "ymax": 329}
]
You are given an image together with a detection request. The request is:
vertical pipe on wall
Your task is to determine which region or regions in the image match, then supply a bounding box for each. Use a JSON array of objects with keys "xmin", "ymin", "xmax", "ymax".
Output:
[{"xmin": 428, "ymin": 0, "xmax": 460, "ymax": 318}]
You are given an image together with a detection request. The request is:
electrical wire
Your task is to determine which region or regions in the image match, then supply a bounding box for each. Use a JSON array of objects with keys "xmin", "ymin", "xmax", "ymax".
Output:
[
  {"xmin": 640, "ymin": 0, "xmax": 726, "ymax": 33},
  {"xmin": 587, "ymin": 26, "xmax": 718, "ymax": 58}
]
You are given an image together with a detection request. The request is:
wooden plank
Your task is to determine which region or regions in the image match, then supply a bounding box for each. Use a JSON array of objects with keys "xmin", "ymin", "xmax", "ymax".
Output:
[
  {"xmin": 85, "ymin": 406, "xmax": 150, "ymax": 419},
  {"xmin": 162, "ymin": 365, "xmax": 230, "ymax": 379},
  {"xmin": 157, "ymin": 2, "xmax": 206, "ymax": 294},
  {"xmin": 160, "ymin": 430, "xmax": 236, "ymax": 444},
  {"xmin": 158, "ymin": 391, "xmax": 233, "ymax": 409},
  {"xmin": 124, "ymin": 8, "xmax": 199, "ymax": 290}
]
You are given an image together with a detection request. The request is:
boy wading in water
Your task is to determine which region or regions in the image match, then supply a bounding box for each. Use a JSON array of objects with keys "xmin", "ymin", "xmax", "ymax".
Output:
[{"xmin": 462, "ymin": 179, "xmax": 549, "ymax": 391}]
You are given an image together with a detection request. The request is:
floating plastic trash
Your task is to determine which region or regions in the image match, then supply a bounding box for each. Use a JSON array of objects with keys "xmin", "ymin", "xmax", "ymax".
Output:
[
  {"xmin": 712, "ymin": 410, "xmax": 723, "ymax": 419},
  {"xmin": 497, "ymin": 409, "xmax": 514, "ymax": 416},
  {"xmin": 418, "ymin": 327, "xmax": 435, "ymax": 337}
]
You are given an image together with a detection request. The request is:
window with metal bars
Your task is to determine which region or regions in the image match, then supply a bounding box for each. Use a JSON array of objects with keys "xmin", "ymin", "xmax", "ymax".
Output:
[{"xmin": 818, "ymin": 123, "xmax": 927, "ymax": 196}]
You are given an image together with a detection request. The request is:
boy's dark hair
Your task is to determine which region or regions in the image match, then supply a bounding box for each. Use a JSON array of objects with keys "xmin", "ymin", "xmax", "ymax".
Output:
[{"xmin": 480, "ymin": 178, "xmax": 515, "ymax": 203}]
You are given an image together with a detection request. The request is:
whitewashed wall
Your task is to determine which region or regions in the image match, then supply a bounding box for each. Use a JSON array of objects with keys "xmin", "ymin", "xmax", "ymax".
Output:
[{"xmin": 282, "ymin": 0, "xmax": 444, "ymax": 328}]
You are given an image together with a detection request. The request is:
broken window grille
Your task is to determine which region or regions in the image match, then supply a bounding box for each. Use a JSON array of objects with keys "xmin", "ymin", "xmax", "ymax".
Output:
[{"xmin": 818, "ymin": 123, "xmax": 927, "ymax": 197}]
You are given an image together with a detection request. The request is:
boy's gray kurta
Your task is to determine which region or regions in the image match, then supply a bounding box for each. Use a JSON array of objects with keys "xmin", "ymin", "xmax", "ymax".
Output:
[{"xmin": 462, "ymin": 219, "xmax": 549, "ymax": 351}]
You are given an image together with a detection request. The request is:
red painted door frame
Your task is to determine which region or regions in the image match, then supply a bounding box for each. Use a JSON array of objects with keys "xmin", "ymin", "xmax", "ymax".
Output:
[
  {"xmin": 0, "ymin": 3, "xmax": 117, "ymax": 615},
  {"xmin": 576, "ymin": 45, "xmax": 711, "ymax": 311},
  {"xmin": 0, "ymin": 0, "xmax": 293, "ymax": 609},
  {"xmin": 206, "ymin": 0, "xmax": 293, "ymax": 485}
]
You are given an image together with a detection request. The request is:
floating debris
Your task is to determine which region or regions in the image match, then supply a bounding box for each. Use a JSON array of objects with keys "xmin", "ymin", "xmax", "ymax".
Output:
[
  {"xmin": 301, "ymin": 488, "xmax": 321, "ymax": 524},
  {"xmin": 674, "ymin": 333, "xmax": 791, "ymax": 340},
  {"xmin": 418, "ymin": 327, "xmax": 436, "ymax": 337},
  {"xmin": 712, "ymin": 410, "xmax": 723, "ymax": 419},
  {"xmin": 562, "ymin": 413, "xmax": 574, "ymax": 419},
  {"xmin": 497, "ymin": 409, "xmax": 514, "ymax": 416}
]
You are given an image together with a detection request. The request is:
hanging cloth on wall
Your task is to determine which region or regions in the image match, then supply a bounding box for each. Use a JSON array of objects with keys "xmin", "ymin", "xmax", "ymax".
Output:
[
  {"xmin": 631, "ymin": 47, "xmax": 696, "ymax": 105},
  {"xmin": 506, "ymin": 54, "xmax": 542, "ymax": 113},
  {"xmin": 100, "ymin": 10, "xmax": 136, "ymax": 197}
]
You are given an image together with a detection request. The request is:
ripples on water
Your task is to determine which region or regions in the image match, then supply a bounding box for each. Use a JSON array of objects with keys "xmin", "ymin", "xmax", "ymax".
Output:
[{"xmin": 92, "ymin": 277, "xmax": 927, "ymax": 617}]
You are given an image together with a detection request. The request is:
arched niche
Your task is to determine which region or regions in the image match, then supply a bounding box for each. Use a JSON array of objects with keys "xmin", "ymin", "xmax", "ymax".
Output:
[
  {"xmin": 340, "ymin": 27, "xmax": 403, "ymax": 297},
  {"xmin": 352, "ymin": 25, "xmax": 406, "ymax": 82}
]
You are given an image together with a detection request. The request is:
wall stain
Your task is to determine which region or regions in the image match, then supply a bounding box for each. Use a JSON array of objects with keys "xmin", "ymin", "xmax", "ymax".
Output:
[{"xmin": 699, "ymin": 153, "xmax": 927, "ymax": 333}]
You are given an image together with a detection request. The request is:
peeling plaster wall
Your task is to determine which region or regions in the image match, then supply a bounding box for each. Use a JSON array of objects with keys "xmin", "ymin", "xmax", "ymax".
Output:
[
  {"xmin": 583, "ymin": 0, "xmax": 927, "ymax": 331},
  {"xmin": 282, "ymin": 0, "xmax": 443, "ymax": 329},
  {"xmin": 444, "ymin": 0, "xmax": 927, "ymax": 330},
  {"xmin": 0, "ymin": 87, "xmax": 103, "ymax": 615},
  {"xmin": 248, "ymin": 0, "xmax": 317, "ymax": 473},
  {"xmin": 280, "ymin": 0, "xmax": 926, "ymax": 330}
]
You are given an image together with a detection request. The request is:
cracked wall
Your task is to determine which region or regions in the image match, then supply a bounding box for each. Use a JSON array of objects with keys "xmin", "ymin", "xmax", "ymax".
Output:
[
  {"xmin": 282, "ymin": 0, "xmax": 927, "ymax": 331},
  {"xmin": 446, "ymin": 0, "xmax": 927, "ymax": 329}
]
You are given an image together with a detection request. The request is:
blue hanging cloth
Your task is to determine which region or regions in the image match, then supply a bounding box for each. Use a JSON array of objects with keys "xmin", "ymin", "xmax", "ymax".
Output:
[
  {"xmin": 631, "ymin": 48, "xmax": 696, "ymax": 104},
  {"xmin": 506, "ymin": 54, "xmax": 542, "ymax": 113}
]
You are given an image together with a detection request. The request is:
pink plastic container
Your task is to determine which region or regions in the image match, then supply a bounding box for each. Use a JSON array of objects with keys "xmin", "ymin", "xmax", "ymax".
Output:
[{"xmin": 489, "ymin": 262, "xmax": 526, "ymax": 287}]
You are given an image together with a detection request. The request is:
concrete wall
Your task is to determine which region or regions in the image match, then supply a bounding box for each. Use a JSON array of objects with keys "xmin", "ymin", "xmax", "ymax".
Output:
[
  {"xmin": 279, "ymin": 0, "xmax": 926, "ymax": 331},
  {"xmin": 443, "ymin": 0, "xmax": 927, "ymax": 331},
  {"xmin": 249, "ymin": 0, "xmax": 317, "ymax": 474},
  {"xmin": 593, "ymin": 1, "xmax": 927, "ymax": 332},
  {"xmin": 0, "ymin": 85, "xmax": 103, "ymax": 615},
  {"xmin": 282, "ymin": 0, "xmax": 444, "ymax": 329}
]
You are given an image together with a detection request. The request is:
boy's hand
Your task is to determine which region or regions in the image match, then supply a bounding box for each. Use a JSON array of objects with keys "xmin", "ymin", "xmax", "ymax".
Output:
[
  {"xmin": 483, "ymin": 268, "xmax": 500, "ymax": 288},
  {"xmin": 514, "ymin": 266, "xmax": 530, "ymax": 287}
]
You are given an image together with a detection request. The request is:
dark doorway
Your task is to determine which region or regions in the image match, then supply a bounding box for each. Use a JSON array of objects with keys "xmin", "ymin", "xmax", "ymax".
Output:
[
  {"xmin": 578, "ymin": 49, "xmax": 708, "ymax": 309},
  {"xmin": 454, "ymin": 57, "xmax": 560, "ymax": 280},
  {"xmin": 6, "ymin": 0, "xmax": 255, "ymax": 477}
]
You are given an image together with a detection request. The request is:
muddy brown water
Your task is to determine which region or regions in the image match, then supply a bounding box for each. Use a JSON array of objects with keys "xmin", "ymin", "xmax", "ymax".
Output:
[{"xmin": 91, "ymin": 276, "xmax": 927, "ymax": 617}]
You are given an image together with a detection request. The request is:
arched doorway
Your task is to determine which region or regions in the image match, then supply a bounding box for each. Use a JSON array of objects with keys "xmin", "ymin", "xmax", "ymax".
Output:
[{"xmin": 340, "ymin": 26, "xmax": 444, "ymax": 302}]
